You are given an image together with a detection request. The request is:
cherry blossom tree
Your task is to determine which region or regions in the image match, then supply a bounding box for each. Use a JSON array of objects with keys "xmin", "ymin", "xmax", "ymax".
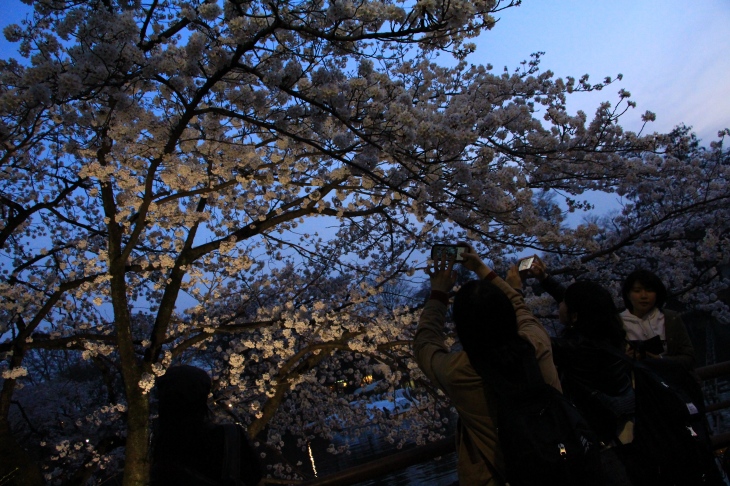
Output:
[
  {"xmin": 523, "ymin": 126, "xmax": 730, "ymax": 320},
  {"xmin": 595, "ymin": 126, "xmax": 730, "ymax": 318},
  {"xmin": 1, "ymin": 0, "xmax": 729, "ymax": 484}
]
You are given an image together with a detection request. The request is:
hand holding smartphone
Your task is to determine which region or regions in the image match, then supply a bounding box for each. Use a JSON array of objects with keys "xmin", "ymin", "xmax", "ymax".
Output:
[
  {"xmin": 518, "ymin": 256, "xmax": 535, "ymax": 274},
  {"xmin": 431, "ymin": 244, "xmax": 466, "ymax": 262}
]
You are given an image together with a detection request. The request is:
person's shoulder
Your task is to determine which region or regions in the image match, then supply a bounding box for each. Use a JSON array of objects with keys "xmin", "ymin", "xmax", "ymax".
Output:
[{"xmin": 620, "ymin": 309, "xmax": 642, "ymax": 327}]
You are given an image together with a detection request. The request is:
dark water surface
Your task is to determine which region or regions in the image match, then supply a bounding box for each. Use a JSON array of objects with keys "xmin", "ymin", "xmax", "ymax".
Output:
[
  {"xmin": 353, "ymin": 452, "xmax": 458, "ymax": 485},
  {"xmin": 305, "ymin": 427, "xmax": 458, "ymax": 485}
]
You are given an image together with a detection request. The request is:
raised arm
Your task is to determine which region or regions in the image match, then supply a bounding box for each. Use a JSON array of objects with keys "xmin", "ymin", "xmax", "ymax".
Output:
[
  {"xmin": 460, "ymin": 246, "xmax": 526, "ymax": 311},
  {"xmin": 461, "ymin": 247, "xmax": 561, "ymax": 391},
  {"xmin": 526, "ymin": 255, "xmax": 565, "ymax": 303},
  {"xmin": 413, "ymin": 249, "xmax": 459, "ymax": 382}
]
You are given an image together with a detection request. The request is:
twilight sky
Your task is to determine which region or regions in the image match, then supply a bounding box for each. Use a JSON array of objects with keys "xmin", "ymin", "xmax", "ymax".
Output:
[
  {"xmin": 1, "ymin": 0, "xmax": 729, "ymax": 142},
  {"xmin": 471, "ymin": 0, "xmax": 730, "ymax": 143}
]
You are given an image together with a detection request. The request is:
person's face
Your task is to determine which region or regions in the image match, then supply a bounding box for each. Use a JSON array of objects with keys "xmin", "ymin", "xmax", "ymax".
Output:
[{"xmin": 628, "ymin": 282, "xmax": 657, "ymax": 318}]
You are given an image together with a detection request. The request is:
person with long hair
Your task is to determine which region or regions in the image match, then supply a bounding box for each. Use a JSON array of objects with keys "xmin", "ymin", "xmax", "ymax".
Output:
[
  {"xmin": 525, "ymin": 258, "xmax": 634, "ymax": 442},
  {"xmin": 620, "ymin": 269, "xmax": 695, "ymax": 370},
  {"xmin": 413, "ymin": 244, "xmax": 561, "ymax": 485},
  {"xmin": 552, "ymin": 282, "xmax": 635, "ymax": 443},
  {"xmin": 524, "ymin": 259, "xmax": 636, "ymax": 485}
]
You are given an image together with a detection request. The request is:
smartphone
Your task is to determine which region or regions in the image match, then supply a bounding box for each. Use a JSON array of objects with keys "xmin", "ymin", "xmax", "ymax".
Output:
[
  {"xmin": 518, "ymin": 256, "xmax": 535, "ymax": 273},
  {"xmin": 431, "ymin": 244, "xmax": 466, "ymax": 262}
]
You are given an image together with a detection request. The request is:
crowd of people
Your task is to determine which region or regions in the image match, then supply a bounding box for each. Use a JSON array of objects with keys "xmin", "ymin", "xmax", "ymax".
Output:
[
  {"xmin": 149, "ymin": 242, "xmax": 718, "ymax": 486},
  {"xmin": 415, "ymin": 243, "xmax": 721, "ymax": 486}
]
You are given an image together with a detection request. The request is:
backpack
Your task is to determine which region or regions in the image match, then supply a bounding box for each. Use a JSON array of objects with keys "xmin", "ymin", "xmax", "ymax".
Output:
[
  {"xmin": 579, "ymin": 340, "xmax": 727, "ymax": 486},
  {"xmin": 628, "ymin": 359, "xmax": 726, "ymax": 486},
  {"xmin": 476, "ymin": 343, "xmax": 604, "ymax": 486}
]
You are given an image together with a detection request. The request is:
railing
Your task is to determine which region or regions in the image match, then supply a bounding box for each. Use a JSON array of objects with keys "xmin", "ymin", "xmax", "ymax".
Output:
[
  {"xmin": 276, "ymin": 360, "xmax": 730, "ymax": 486},
  {"xmin": 698, "ymin": 360, "xmax": 730, "ymax": 449},
  {"xmin": 297, "ymin": 438, "xmax": 455, "ymax": 486}
]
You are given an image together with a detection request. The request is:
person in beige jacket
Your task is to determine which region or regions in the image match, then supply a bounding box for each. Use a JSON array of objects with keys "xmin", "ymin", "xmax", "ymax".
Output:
[{"xmin": 413, "ymin": 245, "xmax": 561, "ymax": 485}]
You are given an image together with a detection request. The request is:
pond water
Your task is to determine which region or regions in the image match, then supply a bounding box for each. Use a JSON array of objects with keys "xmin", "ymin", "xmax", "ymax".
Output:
[
  {"xmin": 353, "ymin": 452, "xmax": 458, "ymax": 486},
  {"xmin": 307, "ymin": 432, "xmax": 459, "ymax": 486}
]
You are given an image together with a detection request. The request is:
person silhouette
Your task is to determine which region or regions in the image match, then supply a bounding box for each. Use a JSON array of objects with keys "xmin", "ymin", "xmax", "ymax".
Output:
[{"xmin": 151, "ymin": 365, "xmax": 263, "ymax": 486}]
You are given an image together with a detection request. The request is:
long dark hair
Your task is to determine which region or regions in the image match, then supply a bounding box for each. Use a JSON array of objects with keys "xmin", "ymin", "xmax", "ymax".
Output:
[
  {"xmin": 453, "ymin": 279, "xmax": 536, "ymax": 384},
  {"xmin": 563, "ymin": 281, "xmax": 626, "ymax": 349}
]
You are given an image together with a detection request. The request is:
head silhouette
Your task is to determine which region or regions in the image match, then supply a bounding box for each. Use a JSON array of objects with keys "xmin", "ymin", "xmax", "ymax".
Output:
[
  {"xmin": 453, "ymin": 279, "xmax": 518, "ymax": 354},
  {"xmin": 451, "ymin": 278, "xmax": 538, "ymax": 384},
  {"xmin": 156, "ymin": 365, "xmax": 212, "ymax": 424},
  {"xmin": 563, "ymin": 281, "xmax": 626, "ymax": 348}
]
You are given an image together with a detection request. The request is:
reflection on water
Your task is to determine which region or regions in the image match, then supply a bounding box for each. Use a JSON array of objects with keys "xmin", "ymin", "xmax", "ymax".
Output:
[
  {"xmin": 306, "ymin": 425, "xmax": 458, "ymax": 486},
  {"xmin": 353, "ymin": 452, "xmax": 458, "ymax": 486}
]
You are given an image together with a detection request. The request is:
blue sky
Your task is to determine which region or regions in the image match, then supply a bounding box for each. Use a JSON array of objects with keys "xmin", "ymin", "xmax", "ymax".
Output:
[
  {"xmin": 1, "ymin": 0, "xmax": 728, "ymax": 142},
  {"xmin": 473, "ymin": 0, "xmax": 730, "ymax": 143}
]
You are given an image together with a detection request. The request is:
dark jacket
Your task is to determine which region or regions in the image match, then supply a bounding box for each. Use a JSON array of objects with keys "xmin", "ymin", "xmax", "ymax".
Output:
[
  {"xmin": 663, "ymin": 309, "xmax": 696, "ymax": 369},
  {"xmin": 620, "ymin": 308, "xmax": 696, "ymax": 370},
  {"xmin": 538, "ymin": 276, "xmax": 637, "ymax": 442},
  {"xmin": 151, "ymin": 422, "xmax": 263, "ymax": 486},
  {"xmin": 552, "ymin": 333, "xmax": 635, "ymax": 443}
]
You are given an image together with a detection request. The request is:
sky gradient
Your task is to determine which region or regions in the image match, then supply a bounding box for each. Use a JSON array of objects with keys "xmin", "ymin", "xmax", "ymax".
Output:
[
  {"xmin": 1, "ymin": 0, "xmax": 728, "ymax": 142},
  {"xmin": 472, "ymin": 0, "xmax": 730, "ymax": 143}
]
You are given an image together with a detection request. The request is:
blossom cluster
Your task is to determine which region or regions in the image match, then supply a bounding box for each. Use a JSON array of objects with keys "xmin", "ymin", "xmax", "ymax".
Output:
[{"xmin": 0, "ymin": 0, "xmax": 728, "ymax": 483}]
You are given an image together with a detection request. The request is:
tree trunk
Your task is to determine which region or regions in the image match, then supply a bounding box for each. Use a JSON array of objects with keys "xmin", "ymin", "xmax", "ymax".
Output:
[
  {"xmin": 111, "ymin": 288, "xmax": 153, "ymax": 486},
  {"xmin": 0, "ymin": 390, "xmax": 43, "ymax": 486},
  {"xmin": 0, "ymin": 341, "xmax": 43, "ymax": 486},
  {"xmin": 121, "ymin": 387, "xmax": 151, "ymax": 486}
]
